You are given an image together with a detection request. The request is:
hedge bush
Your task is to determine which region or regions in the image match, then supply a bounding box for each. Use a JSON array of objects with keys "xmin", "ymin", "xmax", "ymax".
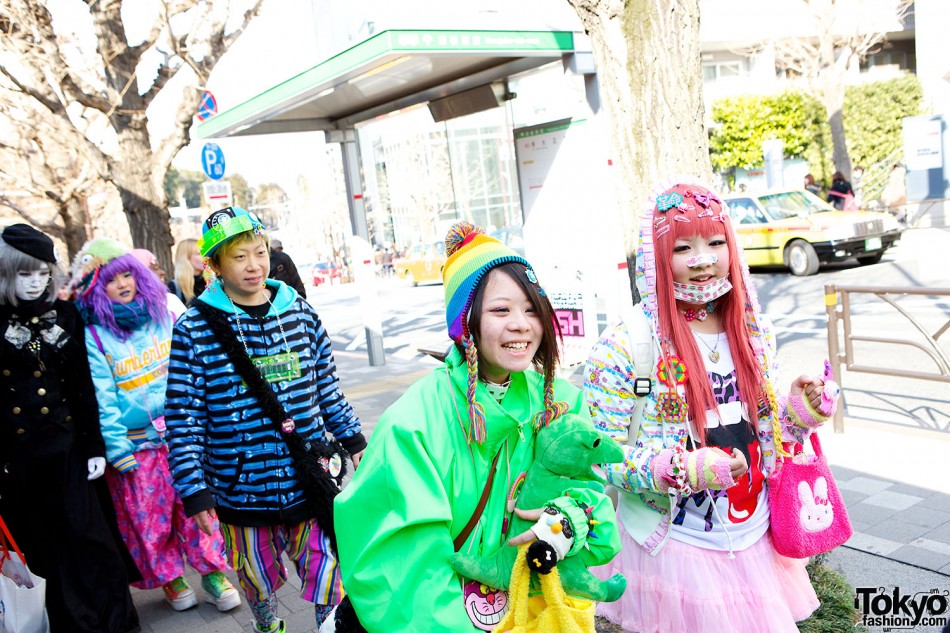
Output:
[{"xmin": 710, "ymin": 75, "xmax": 923, "ymax": 196}]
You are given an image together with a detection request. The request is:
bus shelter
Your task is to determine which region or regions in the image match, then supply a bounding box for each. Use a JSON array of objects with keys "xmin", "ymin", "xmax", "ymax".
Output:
[{"xmin": 197, "ymin": 29, "xmax": 594, "ymax": 365}]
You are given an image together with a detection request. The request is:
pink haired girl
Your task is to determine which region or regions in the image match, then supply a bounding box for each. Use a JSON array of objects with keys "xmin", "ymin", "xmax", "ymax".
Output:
[{"xmin": 585, "ymin": 179, "xmax": 838, "ymax": 633}]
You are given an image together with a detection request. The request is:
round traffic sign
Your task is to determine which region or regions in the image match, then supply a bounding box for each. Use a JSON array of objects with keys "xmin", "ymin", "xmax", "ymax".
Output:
[
  {"xmin": 201, "ymin": 143, "xmax": 226, "ymax": 180},
  {"xmin": 197, "ymin": 91, "xmax": 218, "ymax": 121}
]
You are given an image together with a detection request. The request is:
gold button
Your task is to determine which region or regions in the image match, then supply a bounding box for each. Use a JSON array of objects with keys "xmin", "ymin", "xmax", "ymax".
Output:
[
  {"xmin": 12, "ymin": 407, "xmax": 21, "ymax": 414},
  {"xmin": 40, "ymin": 407, "xmax": 49, "ymax": 414},
  {"xmin": 30, "ymin": 317, "xmax": 39, "ymax": 324},
  {"xmin": 2, "ymin": 370, "xmax": 9, "ymax": 376},
  {"xmin": 33, "ymin": 371, "xmax": 41, "ymax": 378},
  {"xmin": 16, "ymin": 428, "xmax": 25, "ymax": 435},
  {"xmin": 37, "ymin": 388, "xmax": 46, "ymax": 396},
  {"xmin": 65, "ymin": 415, "xmax": 72, "ymax": 422}
]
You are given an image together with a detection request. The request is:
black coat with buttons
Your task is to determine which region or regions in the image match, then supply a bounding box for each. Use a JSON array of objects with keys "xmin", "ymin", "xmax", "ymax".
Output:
[
  {"xmin": 0, "ymin": 298, "xmax": 139, "ymax": 633},
  {"xmin": 0, "ymin": 298, "xmax": 105, "ymax": 466}
]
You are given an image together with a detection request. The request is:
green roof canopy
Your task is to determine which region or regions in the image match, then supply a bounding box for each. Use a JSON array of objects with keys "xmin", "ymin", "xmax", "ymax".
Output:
[{"xmin": 197, "ymin": 29, "xmax": 576, "ymax": 138}]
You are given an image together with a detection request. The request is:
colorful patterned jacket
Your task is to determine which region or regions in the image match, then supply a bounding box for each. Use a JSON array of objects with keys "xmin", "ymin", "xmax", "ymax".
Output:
[{"xmin": 583, "ymin": 182, "xmax": 835, "ymax": 556}]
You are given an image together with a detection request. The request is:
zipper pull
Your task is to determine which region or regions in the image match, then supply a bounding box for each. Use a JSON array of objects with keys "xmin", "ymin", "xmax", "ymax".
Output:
[{"xmin": 517, "ymin": 423, "xmax": 526, "ymax": 443}]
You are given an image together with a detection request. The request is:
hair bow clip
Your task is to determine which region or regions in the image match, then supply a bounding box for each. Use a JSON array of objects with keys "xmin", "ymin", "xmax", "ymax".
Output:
[{"xmin": 656, "ymin": 192, "xmax": 683, "ymax": 212}]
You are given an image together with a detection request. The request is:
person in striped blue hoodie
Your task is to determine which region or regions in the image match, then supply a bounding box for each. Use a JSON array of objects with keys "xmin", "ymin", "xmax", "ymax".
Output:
[{"xmin": 164, "ymin": 207, "xmax": 366, "ymax": 633}]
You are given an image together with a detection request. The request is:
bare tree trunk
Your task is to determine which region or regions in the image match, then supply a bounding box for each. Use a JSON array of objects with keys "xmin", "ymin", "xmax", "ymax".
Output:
[
  {"xmin": 60, "ymin": 196, "xmax": 90, "ymax": 257},
  {"xmin": 116, "ymin": 186, "xmax": 175, "ymax": 273},
  {"xmin": 826, "ymin": 107, "xmax": 852, "ymax": 180},
  {"xmin": 568, "ymin": 0, "xmax": 711, "ymax": 299},
  {"xmin": 113, "ymin": 114, "xmax": 175, "ymax": 272}
]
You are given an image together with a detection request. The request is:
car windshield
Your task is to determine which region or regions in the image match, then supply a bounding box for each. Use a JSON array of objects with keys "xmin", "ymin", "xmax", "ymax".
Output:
[{"xmin": 757, "ymin": 191, "xmax": 833, "ymax": 219}]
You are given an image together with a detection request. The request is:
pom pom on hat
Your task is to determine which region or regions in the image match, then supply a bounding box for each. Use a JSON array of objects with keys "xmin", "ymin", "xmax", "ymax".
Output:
[
  {"xmin": 444, "ymin": 221, "xmax": 483, "ymax": 258},
  {"xmin": 68, "ymin": 237, "xmax": 128, "ymax": 297}
]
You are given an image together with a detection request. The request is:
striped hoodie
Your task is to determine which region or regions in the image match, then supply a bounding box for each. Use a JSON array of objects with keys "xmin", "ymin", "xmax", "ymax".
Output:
[{"xmin": 164, "ymin": 278, "xmax": 365, "ymax": 527}]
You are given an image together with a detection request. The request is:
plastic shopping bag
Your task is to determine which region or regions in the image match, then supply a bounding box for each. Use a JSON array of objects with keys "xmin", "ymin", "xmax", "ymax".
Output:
[{"xmin": 0, "ymin": 516, "xmax": 49, "ymax": 633}]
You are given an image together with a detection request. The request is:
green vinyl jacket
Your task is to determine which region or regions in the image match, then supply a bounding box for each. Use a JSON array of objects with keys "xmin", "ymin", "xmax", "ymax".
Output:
[{"xmin": 334, "ymin": 346, "xmax": 620, "ymax": 632}]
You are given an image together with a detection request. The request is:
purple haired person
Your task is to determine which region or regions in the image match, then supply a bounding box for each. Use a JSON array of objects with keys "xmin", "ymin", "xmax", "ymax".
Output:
[{"xmin": 71, "ymin": 237, "xmax": 241, "ymax": 613}]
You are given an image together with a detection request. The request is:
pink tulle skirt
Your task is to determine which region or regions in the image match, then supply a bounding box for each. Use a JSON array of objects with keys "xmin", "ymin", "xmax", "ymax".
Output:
[{"xmin": 594, "ymin": 522, "xmax": 819, "ymax": 633}]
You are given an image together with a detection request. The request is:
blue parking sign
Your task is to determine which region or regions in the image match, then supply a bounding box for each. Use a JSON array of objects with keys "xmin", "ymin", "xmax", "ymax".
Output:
[{"xmin": 201, "ymin": 143, "xmax": 226, "ymax": 180}]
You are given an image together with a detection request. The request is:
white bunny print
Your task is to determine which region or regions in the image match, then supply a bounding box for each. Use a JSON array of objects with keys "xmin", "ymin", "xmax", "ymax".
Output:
[{"xmin": 799, "ymin": 477, "xmax": 834, "ymax": 532}]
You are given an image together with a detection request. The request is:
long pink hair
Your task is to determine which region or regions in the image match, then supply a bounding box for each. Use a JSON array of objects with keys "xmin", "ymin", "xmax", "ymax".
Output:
[{"xmin": 652, "ymin": 183, "xmax": 766, "ymax": 445}]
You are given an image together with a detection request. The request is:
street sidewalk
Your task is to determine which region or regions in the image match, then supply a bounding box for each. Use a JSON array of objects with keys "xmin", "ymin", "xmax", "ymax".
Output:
[{"xmin": 130, "ymin": 349, "xmax": 950, "ymax": 632}]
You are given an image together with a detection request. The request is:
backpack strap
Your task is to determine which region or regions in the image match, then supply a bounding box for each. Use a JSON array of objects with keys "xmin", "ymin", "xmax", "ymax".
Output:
[{"xmin": 617, "ymin": 307, "xmax": 655, "ymax": 447}]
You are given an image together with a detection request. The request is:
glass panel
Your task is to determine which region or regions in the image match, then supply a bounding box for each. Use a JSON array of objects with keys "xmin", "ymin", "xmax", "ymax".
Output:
[
  {"xmin": 757, "ymin": 190, "xmax": 831, "ymax": 219},
  {"xmin": 718, "ymin": 63, "xmax": 741, "ymax": 78}
]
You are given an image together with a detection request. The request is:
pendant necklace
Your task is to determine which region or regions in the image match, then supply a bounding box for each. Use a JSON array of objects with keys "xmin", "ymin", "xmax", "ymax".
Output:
[
  {"xmin": 226, "ymin": 288, "xmax": 292, "ymax": 357},
  {"xmin": 695, "ymin": 331, "xmax": 723, "ymax": 363}
]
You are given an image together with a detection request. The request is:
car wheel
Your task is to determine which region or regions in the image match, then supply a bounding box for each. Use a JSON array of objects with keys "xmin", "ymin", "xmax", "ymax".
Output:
[
  {"xmin": 857, "ymin": 252, "xmax": 884, "ymax": 266},
  {"xmin": 406, "ymin": 271, "xmax": 417, "ymax": 287},
  {"xmin": 786, "ymin": 240, "xmax": 820, "ymax": 276}
]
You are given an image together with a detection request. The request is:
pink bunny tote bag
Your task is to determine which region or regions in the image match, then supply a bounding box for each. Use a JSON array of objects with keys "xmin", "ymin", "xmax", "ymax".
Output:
[{"xmin": 768, "ymin": 433, "xmax": 853, "ymax": 558}]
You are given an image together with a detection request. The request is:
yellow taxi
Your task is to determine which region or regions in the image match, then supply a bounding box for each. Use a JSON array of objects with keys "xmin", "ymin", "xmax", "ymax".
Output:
[
  {"xmin": 722, "ymin": 189, "xmax": 903, "ymax": 276},
  {"xmin": 394, "ymin": 241, "xmax": 447, "ymax": 286}
]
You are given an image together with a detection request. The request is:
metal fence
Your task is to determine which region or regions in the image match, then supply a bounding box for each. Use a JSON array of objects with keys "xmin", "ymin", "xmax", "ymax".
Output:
[{"xmin": 824, "ymin": 283, "xmax": 950, "ymax": 432}]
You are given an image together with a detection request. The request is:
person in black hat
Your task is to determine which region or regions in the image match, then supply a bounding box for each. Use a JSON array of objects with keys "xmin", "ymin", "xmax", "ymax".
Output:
[
  {"xmin": 268, "ymin": 238, "xmax": 307, "ymax": 299},
  {"xmin": 0, "ymin": 224, "xmax": 140, "ymax": 633}
]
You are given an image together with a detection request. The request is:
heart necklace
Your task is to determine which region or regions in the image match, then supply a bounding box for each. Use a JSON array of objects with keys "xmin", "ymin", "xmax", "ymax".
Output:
[{"xmin": 696, "ymin": 331, "xmax": 723, "ymax": 363}]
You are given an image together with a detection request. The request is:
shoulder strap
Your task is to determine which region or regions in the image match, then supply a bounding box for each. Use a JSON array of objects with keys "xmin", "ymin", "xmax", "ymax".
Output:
[
  {"xmin": 0, "ymin": 514, "xmax": 27, "ymax": 565},
  {"xmin": 453, "ymin": 447, "xmax": 503, "ymax": 552},
  {"xmin": 191, "ymin": 300, "xmax": 290, "ymax": 429},
  {"xmin": 87, "ymin": 324, "xmax": 105, "ymax": 355}
]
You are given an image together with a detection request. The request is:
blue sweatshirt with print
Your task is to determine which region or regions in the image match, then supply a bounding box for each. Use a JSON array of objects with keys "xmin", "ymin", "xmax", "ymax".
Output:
[{"xmin": 85, "ymin": 295, "xmax": 181, "ymax": 472}]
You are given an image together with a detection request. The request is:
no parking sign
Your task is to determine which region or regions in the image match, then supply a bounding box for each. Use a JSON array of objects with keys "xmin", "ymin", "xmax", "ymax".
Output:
[{"xmin": 197, "ymin": 91, "xmax": 217, "ymax": 121}]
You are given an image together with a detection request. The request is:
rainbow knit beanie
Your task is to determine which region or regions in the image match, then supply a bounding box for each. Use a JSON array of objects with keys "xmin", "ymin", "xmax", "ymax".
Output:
[
  {"xmin": 443, "ymin": 222, "xmax": 530, "ymax": 344},
  {"xmin": 442, "ymin": 222, "xmax": 535, "ymax": 443}
]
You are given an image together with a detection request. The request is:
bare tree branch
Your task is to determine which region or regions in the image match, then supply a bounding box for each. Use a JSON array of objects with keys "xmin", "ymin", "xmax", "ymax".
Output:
[
  {"xmin": 0, "ymin": 0, "xmax": 265, "ymax": 267},
  {"xmin": 0, "ymin": 194, "xmax": 61, "ymax": 233},
  {"xmin": 770, "ymin": 0, "xmax": 911, "ymax": 179}
]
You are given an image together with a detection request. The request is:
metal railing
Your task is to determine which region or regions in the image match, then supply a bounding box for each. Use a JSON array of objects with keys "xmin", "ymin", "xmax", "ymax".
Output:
[{"xmin": 824, "ymin": 283, "xmax": 950, "ymax": 432}]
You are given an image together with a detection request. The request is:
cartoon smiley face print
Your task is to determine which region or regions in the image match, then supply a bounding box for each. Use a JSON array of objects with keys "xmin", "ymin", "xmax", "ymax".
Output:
[{"xmin": 463, "ymin": 579, "xmax": 509, "ymax": 630}]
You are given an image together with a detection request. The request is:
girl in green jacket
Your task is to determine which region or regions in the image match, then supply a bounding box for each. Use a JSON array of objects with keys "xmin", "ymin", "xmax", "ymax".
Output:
[{"xmin": 334, "ymin": 222, "xmax": 620, "ymax": 632}]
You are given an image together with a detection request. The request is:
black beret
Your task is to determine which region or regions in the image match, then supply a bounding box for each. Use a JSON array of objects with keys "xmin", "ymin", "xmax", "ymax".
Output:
[{"xmin": 1, "ymin": 223, "xmax": 57, "ymax": 263}]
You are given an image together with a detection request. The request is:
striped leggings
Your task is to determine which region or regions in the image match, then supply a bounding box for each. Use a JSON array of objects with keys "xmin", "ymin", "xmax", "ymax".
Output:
[{"xmin": 219, "ymin": 519, "xmax": 343, "ymax": 607}]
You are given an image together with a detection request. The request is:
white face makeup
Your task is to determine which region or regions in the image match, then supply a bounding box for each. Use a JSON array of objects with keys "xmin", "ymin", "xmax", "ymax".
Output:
[{"xmin": 15, "ymin": 265, "xmax": 51, "ymax": 301}]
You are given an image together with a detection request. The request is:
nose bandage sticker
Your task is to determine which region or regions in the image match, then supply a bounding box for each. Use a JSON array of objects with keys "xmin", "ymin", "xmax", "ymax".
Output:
[{"xmin": 685, "ymin": 253, "xmax": 718, "ymax": 269}]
